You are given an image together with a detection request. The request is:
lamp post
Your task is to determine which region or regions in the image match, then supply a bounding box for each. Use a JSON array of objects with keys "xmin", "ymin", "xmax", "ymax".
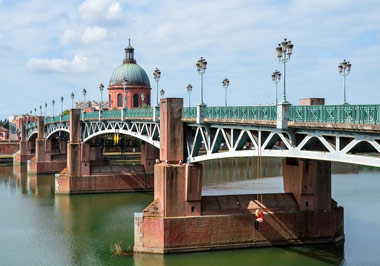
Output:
[
  {"xmin": 71, "ymin": 92, "xmax": 74, "ymax": 108},
  {"xmin": 338, "ymin": 59, "xmax": 351, "ymax": 105},
  {"xmin": 153, "ymin": 68, "xmax": 161, "ymax": 105},
  {"xmin": 187, "ymin": 84, "xmax": 192, "ymax": 107},
  {"xmin": 44, "ymin": 103, "xmax": 47, "ymax": 119},
  {"xmin": 82, "ymin": 88, "xmax": 87, "ymax": 111},
  {"xmin": 196, "ymin": 57, "xmax": 207, "ymax": 105},
  {"xmin": 275, "ymin": 38, "xmax": 294, "ymax": 102},
  {"xmin": 222, "ymin": 77, "xmax": 230, "ymax": 107},
  {"xmin": 52, "ymin": 100, "xmax": 55, "ymax": 117},
  {"xmin": 99, "ymin": 83, "xmax": 104, "ymax": 111},
  {"xmin": 122, "ymin": 77, "xmax": 128, "ymax": 109},
  {"xmin": 60, "ymin": 96, "xmax": 64, "ymax": 115},
  {"xmin": 160, "ymin": 89, "xmax": 165, "ymax": 98},
  {"xmin": 39, "ymin": 105, "xmax": 42, "ymax": 116},
  {"xmin": 271, "ymin": 70, "xmax": 281, "ymax": 104},
  {"xmin": 34, "ymin": 108, "xmax": 37, "ymax": 117}
]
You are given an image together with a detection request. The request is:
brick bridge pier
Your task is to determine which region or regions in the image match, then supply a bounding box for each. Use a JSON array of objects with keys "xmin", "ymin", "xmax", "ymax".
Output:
[{"xmin": 134, "ymin": 98, "xmax": 344, "ymax": 254}]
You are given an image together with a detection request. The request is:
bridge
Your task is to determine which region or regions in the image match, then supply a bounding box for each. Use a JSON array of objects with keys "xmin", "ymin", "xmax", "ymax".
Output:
[
  {"xmin": 23, "ymin": 103, "xmax": 380, "ymax": 167},
  {"xmin": 14, "ymin": 98, "xmax": 380, "ymax": 254}
]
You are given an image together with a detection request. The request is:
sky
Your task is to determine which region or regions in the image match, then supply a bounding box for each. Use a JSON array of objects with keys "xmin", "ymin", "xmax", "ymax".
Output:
[{"xmin": 1, "ymin": 0, "xmax": 380, "ymax": 119}]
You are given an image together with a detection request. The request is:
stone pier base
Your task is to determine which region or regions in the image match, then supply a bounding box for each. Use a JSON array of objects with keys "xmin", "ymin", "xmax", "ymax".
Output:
[
  {"xmin": 55, "ymin": 166, "xmax": 154, "ymax": 194},
  {"xmin": 134, "ymin": 193, "xmax": 344, "ymax": 254},
  {"xmin": 28, "ymin": 157, "xmax": 67, "ymax": 174},
  {"xmin": 13, "ymin": 152, "xmax": 34, "ymax": 165}
]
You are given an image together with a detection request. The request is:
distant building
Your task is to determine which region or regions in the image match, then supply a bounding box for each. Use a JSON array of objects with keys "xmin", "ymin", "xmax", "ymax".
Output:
[
  {"xmin": 108, "ymin": 40, "xmax": 151, "ymax": 109},
  {"xmin": 299, "ymin": 98, "xmax": 325, "ymax": 105},
  {"xmin": 75, "ymin": 101, "xmax": 109, "ymax": 112},
  {"xmin": 0, "ymin": 127, "xmax": 9, "ymax": 140}
]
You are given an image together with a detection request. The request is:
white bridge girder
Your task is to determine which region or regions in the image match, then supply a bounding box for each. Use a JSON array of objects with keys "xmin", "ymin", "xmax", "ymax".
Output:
[{"xmin": 185, "ymin": 123, "xmax": 380, "ymax": 167}]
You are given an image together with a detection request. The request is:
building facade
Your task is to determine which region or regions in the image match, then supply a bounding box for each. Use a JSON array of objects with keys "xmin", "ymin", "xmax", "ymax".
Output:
[{"xmin": 108, "ymin": 40, "xmax": 151, "ymax": 110}]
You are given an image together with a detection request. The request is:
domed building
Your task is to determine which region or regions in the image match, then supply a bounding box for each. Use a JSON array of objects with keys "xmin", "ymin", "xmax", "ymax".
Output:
[{"xmin": 108, "ymin": 40, "xmax": 151, "ymax": 109}]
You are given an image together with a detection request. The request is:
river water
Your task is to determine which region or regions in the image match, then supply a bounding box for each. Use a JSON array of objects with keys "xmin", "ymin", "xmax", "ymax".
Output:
[{"xmin": 0, "ymin": 159, "xmax": 379, "ymax": 266}]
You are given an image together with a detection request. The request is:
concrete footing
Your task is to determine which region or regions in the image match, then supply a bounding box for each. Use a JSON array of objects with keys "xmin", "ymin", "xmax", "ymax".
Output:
[
  {"xmin": 55, "ymin": 165, "xmax": 154, "ymax": 194},
  {"xmin": 134, "ymin": 193, "xmax": 344, "ymax": 254}
]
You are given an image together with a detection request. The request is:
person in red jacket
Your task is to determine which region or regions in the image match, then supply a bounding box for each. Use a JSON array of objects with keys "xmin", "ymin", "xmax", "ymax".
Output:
[{"xmin": 254, "ymin": 209, "xmax": 264, "ymax": 230}]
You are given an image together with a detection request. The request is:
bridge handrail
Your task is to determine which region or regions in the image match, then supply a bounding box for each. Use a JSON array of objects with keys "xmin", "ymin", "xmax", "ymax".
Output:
[
  {"xmin": 289, "ymin": 104, "xmax": 380, "ymax": 124},
  {"xmin": 182, "ymin": 107, "xmax": 197, "ymax": 118}
]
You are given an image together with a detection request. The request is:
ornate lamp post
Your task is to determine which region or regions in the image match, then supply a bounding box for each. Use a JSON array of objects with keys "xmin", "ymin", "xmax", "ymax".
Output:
[
  {"xmin": 44, "ymin": 103, "xmax": 47, "ymax": 118},
  {"xmin": 338, "ymin": 60, "xmax": 351, "ymax": 105},
  {"xmin": 52, "ymin": 100, "xmax": 55, "ymax": 117},
  {"xmin": 222, "ymin": 77, "xmax": 230, "ymax": 107},
  {"xmin": 275, "ymin": 38, "xmax": 293, "ymax": 102},
  {"xmin": 34, "ymin": 108, "xmax": 37, "ymax": 117},
  {"xmin": 153, "ymin": 68, "xmax": 161, "ymax": 105},
  {"xmin": 39, "ymin": 105, "xmax": 42, "ymax": 116},
  {"xmin": 160, "ymin": 89, "xmax": 165, "ymax": 98},
  {"xmin": 122, "ymin": 77, "xmax": 128, "ymax": 109},
  {"xmin": 82, "ymin": 88, "xmax": 87, "ymax": 111},
  {"xmin": 60, "ymin": 96, "xmax": 64, "ymax": 115},
  {"xmin": 71, "ymin": 92, "xmax": 74, "ymax": 108},
  {"xmin": 272, "ymin": 70, "xmax": 281, "ymax": 104},
  {"xmin": 196, "ymin": 57, "xmax": 207, "ymax": 104},
  {"xmin": 99, "ymin": 83, "xmax": 104, "ymax": 111},
  {"xmin": 186, "ymin": 84, "xmax": 192, "ymax": 107}
]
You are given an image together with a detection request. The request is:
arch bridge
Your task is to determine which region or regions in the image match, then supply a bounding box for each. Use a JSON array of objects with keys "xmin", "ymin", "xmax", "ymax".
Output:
[{"xmin": 25, "ymin": 103, "xmax": 380, "ymax": 167}]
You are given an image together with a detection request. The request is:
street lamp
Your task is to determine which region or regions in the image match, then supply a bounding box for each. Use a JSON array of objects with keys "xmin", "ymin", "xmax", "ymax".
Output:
[
  {"xmin": 82, "ymin": 88, "xmax": 87, "ymax": 111},
  {"xmin": 160, "ymin": 89, "xmax": 165, "ymax": 98},
  {"xmin": 122, "ymin": 77, "xmax": 128, "ymax": 109},
  {"xmin": 71, "ymin": 92, "xmax": 74, "ymax": 108},
  {"xmin": 44, "ymin": 103, "xmax": 47, "ymax": 118},
  {"xmin": 338, "ymin": 59, "xmax": 351, "ymax": 105},
  {"xmin": 141, "ymin": 93, "xmax": 145, "ymax": 107},
  {"xmin": 222, "ymin": 77, "xmax": 230, "ymax": 107},
  {"xmin": 271, "ymin": 70, "xmax": 281, "ymax": 104},
  {"xmin": 196, "ymin": 57, "xmax": 207, "ymax": 105},
  {"xmin": 52, "ymin": 100, "xmax": 55, "ymax": 117},
  {"xmin": 34, "ymin": 108, "xmax": 37, "ymax": 117},
  {"xmin": 39, "ymin": 105, "xmax": 42, "ymax": 116},
  {"xmin": 186, "ymin": 84, "xmax": 192, "ymax": 107},
  {"xmin": 153, "ymin": 68, "xmax": 161, "ymax": 105},
  {"xmin": 60, "ymin": 96, "xmax": 64, "ymax": 115},
  {"xmin": 99, "ymin": 83, "xmax": 104, "ymax": 111},
  {"xmin": 275, "ymin": 38, "xmax": 294, "ymax": 102}
]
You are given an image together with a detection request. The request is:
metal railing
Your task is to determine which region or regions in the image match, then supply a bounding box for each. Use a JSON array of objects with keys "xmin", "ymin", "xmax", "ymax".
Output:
[
  {"xmin": 182, "ymin": 107, "xmax": 197, "ymax": 118},
  {"xmin": 289, "ymin": 105, "xmax": 380, "ymax": 124},
  {"xmin": 204, "ymin": 106, "xmax": 277, "ymax": 121}
]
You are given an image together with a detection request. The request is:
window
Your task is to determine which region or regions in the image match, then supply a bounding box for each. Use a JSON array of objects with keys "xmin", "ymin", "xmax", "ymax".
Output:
[
  {"xmin": 133, "ymin": 94, "xmax": 139, "ymax": 107},
  {"xmin": 117, "ymin": 94, "xmax": 123, "ymax": 107}
]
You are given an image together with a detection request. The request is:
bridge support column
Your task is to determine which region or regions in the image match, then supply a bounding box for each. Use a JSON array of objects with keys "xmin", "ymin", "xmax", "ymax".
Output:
[
  {"xmin": 56, "ymin": 108, "xmax": 153, "ymax": 194},
  {"xmin": 140, "ymin": 141, "xmax": 159, "ymax": 175},
  {"xmin": 13, "ymin": 120, "xmax": 34, "ymax": 165},
  {"xmin": 282, "ymin": 158, "xmax": 331, "ymax": 211},
  {"xmin": 28, "ymin": 117, "xmax": 67, "ymax": 174},
  {"xmin": 277, "ymin": 101, "xmax": 291, "ymax": 129},
  {"xmin": 134, "ymin": 99, "xmax": 344, "ymax": 254}
]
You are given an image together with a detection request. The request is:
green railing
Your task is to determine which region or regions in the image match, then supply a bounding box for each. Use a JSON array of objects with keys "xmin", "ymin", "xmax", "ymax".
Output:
[
  {"xmin": 62, "ymin": 115, "xmax": 70, "ymax": 121},
  {"xmin": 204, "ymin": 106, "xmax": 277, "ymax": 121},
  {"xmin": 125, "ymin": 107, "xmax": 153, "ymax": 117},
  {"xmin": 289, "ymin": 105, "xmax": 380, "ymax": 124},
  {"xmin": 182, "ymin": 107, "xmax": 197, "ymax": 118},
  {"xmin": 102, "ymin": 110, "xmax": 121, "ymax": 118},
  {"xmin": 26, "ymin": 121, "xmax": 37, "ymax": 129},
  {"xmin": 84, "ymin": 112, "xmax": 99, "ymax": 119}
]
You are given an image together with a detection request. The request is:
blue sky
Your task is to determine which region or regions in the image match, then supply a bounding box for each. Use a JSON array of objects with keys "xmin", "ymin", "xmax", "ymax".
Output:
[{"xmin": 1, "ymin": 0, "xmax": 380, "ymax": 118}]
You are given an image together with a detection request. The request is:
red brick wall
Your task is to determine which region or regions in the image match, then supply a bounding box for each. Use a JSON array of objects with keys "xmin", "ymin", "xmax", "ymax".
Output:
[{"xmin": 0, "ymin": 142, "xmax": 19, "ymax": 154}]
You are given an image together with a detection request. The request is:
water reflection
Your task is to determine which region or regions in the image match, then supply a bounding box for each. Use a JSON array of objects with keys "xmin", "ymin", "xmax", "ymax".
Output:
[{"xmin": 0, "ymin": 160, "xmax": 379, "ymax": 265}]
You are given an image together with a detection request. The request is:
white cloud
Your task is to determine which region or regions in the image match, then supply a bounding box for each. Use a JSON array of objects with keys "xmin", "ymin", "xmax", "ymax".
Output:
[
  {"xmin": 79, "ymin": 0, "xmax": 121, "ymax": 21},
  {"xmin": 27, "ymin": 54, "xmax": 95, "ymax": 74},
  {"xmin": 80, "ymin": 26, "xmax": 107, "ymax": 44},
  {"xmin": 106, "ymin": 2, "xmax": 121, "ymax": 19},
  {"xmin": 61, "ymin": 29, "xmax": 79, "ymax": 45}
]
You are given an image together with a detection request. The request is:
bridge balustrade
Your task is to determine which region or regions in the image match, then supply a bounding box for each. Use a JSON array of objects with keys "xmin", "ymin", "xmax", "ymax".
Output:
[{"xmin": 289, "ymin": 104, "xmax": 380, "ymax": 124}]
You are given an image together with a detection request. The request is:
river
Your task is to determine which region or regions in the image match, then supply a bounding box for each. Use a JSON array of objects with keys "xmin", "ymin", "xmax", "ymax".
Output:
[{"xmin": 0, "ymin": 158, "xmax": 379, "ymax": 266}]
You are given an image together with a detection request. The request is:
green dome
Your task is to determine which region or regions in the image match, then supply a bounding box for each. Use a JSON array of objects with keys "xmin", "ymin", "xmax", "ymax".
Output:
[{"xmin": 109, "ymin": 63, "xmax": 150, "ymax": 87}]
